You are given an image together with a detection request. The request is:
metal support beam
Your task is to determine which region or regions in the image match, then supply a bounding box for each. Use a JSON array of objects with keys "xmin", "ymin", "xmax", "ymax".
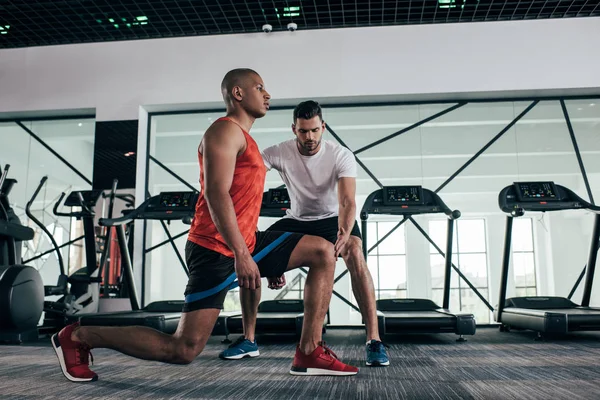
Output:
[
  {"xmin": 149, "ymin": 155, "xmax": 198, "ymax": 193},
  {"xmin": 145, "ymin": 229, "xmax": 189, "ymax": 253},
  {"xmin": 435, "ymin": 100, "xmax": 539, "ymax": 193},
  {"xmin": 496, "ymin": 216, "xmax": 514, "ymax": 322},
  {"xmin": 22, "ymin": 235, "xmax": 85, "ymax": 265},
  {"xmin": 581, "ymin": 214, "xmax": 600, "ymax": 307},
  {"xmin": 442, "ymin": 218, "xmax": 455, "ymax": 309},
  {"xmin": 15, "ymin": 121, "xmax": 92, "ymax": 186},
  {"xmin": 354, "ymin": 102, "xmax": 467, "ymax": 154},
  {"xmin": 560, "ymin": 99, "xmax": 595, "ymax": 204},
  {"xmin": 325, "ymin": 124, "xmax": 383, "ymax": 188},
  {"xmin": 410, "ymin": 217, "xmax": 494, "ymax": 312},
  {"xmin": 159, "ymin": 220, "xmax": 189, "ymax": 277},
  {"xmin": 568, "ymin": 265, "xmax": 587, "ymax": 300}
]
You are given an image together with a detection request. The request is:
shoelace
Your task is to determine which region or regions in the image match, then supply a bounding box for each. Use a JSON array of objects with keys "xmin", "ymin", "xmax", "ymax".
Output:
[
  {"xmin": 229, "ymin": 336, "xmax": 248, "ymax": 349},
  {"xmin": 367, "ymin": 340, "xmax": 390, "ymax": 354},
  {"xmin": 319, "ymin": 341, "xmax": 339, "ymax": 359},
  {"xmin": 76, "ymin": 343, "xmax": 94, "ymax": 366}
]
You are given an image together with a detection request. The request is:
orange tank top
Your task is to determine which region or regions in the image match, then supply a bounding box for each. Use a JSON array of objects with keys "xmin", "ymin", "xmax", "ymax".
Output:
[{"xmin": 187, "ymin": 117, "xmax": 266, "ymax": 257}]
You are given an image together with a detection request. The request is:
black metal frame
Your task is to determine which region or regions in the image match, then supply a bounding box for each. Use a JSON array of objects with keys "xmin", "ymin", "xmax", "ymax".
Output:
[{"xmin": 144, "ymin": 94, "xmax": 600, "ymax": 321}]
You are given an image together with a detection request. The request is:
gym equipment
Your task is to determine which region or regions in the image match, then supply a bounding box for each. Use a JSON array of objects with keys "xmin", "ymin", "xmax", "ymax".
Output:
[
  {"xmin": 361, "ymin": 185, "xmax": 476, "ymax": 340},
  {"xmin": 495, "ymin": 181, "xmax": 600, "ymax": 336},
  {"xmin": 28, "ymin": 177, "xmax": 119, "ymax": 333},
  {"xmin": 71, "ymin": 191, "xmax": 199, "ymax": 334},
  {"xmin": 0, "ymin": 164, "xmax": 44, "ymax": 344},
  {"xmin": 261, "ymin": 187, "xmax": 290, "ymax": 218}
]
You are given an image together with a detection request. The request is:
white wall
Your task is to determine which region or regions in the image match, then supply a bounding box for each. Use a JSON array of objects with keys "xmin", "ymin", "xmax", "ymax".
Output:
[{"xmin": 1, "ymin": 18, "xmax": 600, "ymax": 121}]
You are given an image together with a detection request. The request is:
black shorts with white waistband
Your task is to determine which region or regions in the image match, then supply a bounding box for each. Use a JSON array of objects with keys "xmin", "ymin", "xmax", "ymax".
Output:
[
  {"xmin": 266, "ymin": 216, "xmax": 362, "ymax": 245},
  {"xmin": 183, "ymin": 230, "xmax": 303, "ymax": 312}
]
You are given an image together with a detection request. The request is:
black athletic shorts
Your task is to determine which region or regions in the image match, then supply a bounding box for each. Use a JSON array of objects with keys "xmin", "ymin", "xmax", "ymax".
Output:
[
  {"xmin": 183, "ymin": 230, "xmax": 303, "ymax": 312},
  {"xmin": 266, "ymin": 216, "xmax": 362, "ymax": 245}
]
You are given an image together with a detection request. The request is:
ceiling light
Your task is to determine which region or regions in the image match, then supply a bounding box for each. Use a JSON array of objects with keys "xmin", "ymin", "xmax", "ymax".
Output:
[
  {"xmin": 78, "ymin": 123, "xmax": 82, "ymax": 127},
  {"xmin": 591, "ymin": 103, "xmax": 596, "ymax": 107},
  {"xmin": 136, "ymin": 16, "xmax": 148, "ymax": 21},
  {"xmin": 578, "ymin": 108, "xmax": 583, "ymax": 111},
  {"xmin": 124, "ymin": 152, "xmax": 135, "ymax": 157}
]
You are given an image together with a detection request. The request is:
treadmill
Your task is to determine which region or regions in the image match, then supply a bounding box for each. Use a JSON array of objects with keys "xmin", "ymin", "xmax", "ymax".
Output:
[
  {"xmin": 226, "ymin": 188, "xmax": 323, "ymax": 339},
  {"xmin": 495, "ymin": 181, "xmax": 600, "ymax": 336},
  {"xmin": 361, "ymin": 185, "xmax": 476, "ymax": 340},
  {"xmin": 72, "ymin": 191, "xmax": 199, "ymax": 334}
]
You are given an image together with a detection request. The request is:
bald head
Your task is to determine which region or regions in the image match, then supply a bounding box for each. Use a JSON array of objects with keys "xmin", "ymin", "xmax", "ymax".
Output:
[{"xmin": 221, "ymin": 68, "xmax": 260, "ymax": 103}]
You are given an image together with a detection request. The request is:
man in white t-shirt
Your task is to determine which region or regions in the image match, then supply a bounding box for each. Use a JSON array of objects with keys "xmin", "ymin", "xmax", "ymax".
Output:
[{"xmin": 219, "ymin": 100, "xmax": 390, "ymax": 367}]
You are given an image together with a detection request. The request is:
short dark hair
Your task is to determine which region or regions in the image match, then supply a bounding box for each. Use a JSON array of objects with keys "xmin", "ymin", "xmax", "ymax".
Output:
[
  {"xmin": 221, "ymin": 68, "xmax": 259, "ymax": 100},
  {"xmin": 293, "ymin": 100, "xmax": 323, "ymax": 123}
]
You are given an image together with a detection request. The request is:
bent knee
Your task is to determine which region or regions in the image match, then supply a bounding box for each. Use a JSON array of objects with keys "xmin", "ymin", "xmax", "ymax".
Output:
[
  {"xmin": 172, "ymin": 338, "xmax": 205, "ymax": 364},
  {"xmin": 344, "ymin": 243, "xmax": 366, "ymax": 269},
  {"xmin": 306, "ymin": 237, "xmax": 335, "ymax": 266}
]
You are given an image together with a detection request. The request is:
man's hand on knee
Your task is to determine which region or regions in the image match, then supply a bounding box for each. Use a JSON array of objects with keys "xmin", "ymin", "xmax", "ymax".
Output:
[{"xmin": 267, "ymin": 275, "xmax": 286, "ymax": 290}]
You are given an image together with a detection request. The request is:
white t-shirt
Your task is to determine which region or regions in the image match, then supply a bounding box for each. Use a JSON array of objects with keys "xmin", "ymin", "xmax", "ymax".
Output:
[{"xmin": 262, "ymin": 139, "xmax": 357, "ymax": 221}]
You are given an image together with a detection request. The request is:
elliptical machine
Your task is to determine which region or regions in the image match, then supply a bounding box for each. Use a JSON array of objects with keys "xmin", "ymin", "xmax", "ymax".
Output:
[
  {"xmin": 27, "ymin": 177, "xmax": 107, "ymax": 333},
  {"xmin": 0, "ymin": 164, "xmax": 44, "ymax": 344}
]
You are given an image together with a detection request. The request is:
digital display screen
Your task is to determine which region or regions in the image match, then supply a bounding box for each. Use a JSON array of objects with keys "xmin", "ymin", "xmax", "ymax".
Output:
[
  {"xmin": 158, "ymin": 192, "xmax": 195, "ymax": 209},
  {"xmin": 382, "ymin": 186, "xmax": 424, "ymax": 206},
  {"xmin": 513, "ymin": 182, "xmax": 559, "ymax": 202},
  {"xmin": 267, "ymin": 189, "xmax": 290, "ymax": 206}
]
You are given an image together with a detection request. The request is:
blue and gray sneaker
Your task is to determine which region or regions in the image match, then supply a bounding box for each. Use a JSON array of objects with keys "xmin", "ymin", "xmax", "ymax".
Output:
[
  {"xmin": 219, "ymin": 336, "xmax": 260, "ymax": 360},
  {"xmin": 366, "ymin": 340, "xmax": 390, "ymax": 366}
]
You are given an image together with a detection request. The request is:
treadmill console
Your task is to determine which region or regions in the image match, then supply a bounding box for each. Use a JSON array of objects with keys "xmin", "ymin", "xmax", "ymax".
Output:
[
  {"xmin": 361, "ymin": 185, "xmax": 456, "ymax": 218},
  {"xmin": 260, "ymin": 188, "xmax": 290, "ymax": 218},
  {"xmin": 513, "ymin": 182, "xmax": 559, "ymax": 202},
  {"xmin": 140, "ymin": 191, "xmax": 199, "ymax": 221},
  {"xmin": 156, "ymin": 192, "xmax": 196, "ymax": 211},
  {"xmin": 498, "ymin": 181, "xmax": 593, "ymax": 214},
  {"xmin": 383, "ymin": 186, "xmax": 424, "ymax": 206}
]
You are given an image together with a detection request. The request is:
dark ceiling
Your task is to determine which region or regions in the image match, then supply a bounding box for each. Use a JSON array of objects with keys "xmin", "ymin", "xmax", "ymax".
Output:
[{"xmin": 0, "ymin": 0, "xmax": 599, "ymax": 49}]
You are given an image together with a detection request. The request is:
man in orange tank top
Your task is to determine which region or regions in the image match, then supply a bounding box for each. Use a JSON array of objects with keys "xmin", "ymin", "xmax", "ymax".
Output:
[{"xmin": 51, "ymin": 68, "xmax": 358, "ymax": 382}]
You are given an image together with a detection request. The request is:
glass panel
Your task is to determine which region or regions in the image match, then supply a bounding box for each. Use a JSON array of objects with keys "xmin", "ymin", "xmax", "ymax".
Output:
[
  {"xmin": 457, "ymin": 219, "xmax": 486, "ymax": 253},
  {"xmin": 378, "ymin": 289, "xmax": 407, "ymax": 300},
  {"xmin": 366, "ymin": 221, "xmax": 378, "ymax": 253},
  {"xmin": 378, "ymin": 255, "xmax": 407, "ymax": 290},
  {"xmin": 431, "ymin": 254, "xmax": 459, "ymax": 289},
  {"xmin": 512, "ymin": 218, "xmax": 534, "ymax": 252},
  {"xmin": 461, "ymin": 289, "xmax": 490, "ymax": 324},
  {"xmin": 377, "ymin": 222, "xmax": 406, "ymax": 255},
  {"xmin": 429, "ymin": 220, "xmax": 458, "ymax": 254},
  {"xmin": 458, "ymin": 253, "xmax": 488, "ymax": 288},
  {"xmin": 526, "ymin": 287, "xmax": 537, "ymax": 296},
  {"xmin": 0, "ymin": 119, "xmax": 95, "ymax": 287},
  {"xmin": 565, "ymin": 100, "xmax": 600, "ymax": 202},
  {"xmin": 513, "ymin": 252, "xmax": 536, "ymax": 288},
  {"xmin": 367, "ymin": 255, "xmax": 379, "ymax": 291},
  {"xmin": 515, "ymin": 288, "xmax": 527, "ymax": 297}
]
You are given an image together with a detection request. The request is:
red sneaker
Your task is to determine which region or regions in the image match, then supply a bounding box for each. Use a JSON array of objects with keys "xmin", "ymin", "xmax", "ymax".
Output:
[
  {"xmin": 289, "ymin": 342, "xmax": 359, "ymax": 376},
  {"xmin": 51, "ymin": 323, "xmax": 98, "ymax": 382}
]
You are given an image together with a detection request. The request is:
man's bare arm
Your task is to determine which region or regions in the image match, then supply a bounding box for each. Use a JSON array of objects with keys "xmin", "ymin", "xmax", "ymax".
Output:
[
  {"xmin": 335, "ymin": 177, "xmax": 357, "ymax": 255},
  {"xmin": 202, "ymin": 122, "xmax": 248, "ymax": 256},
  {"xmin": 202, "ymin": 122, "xmax": 261, "ymax": 289}
]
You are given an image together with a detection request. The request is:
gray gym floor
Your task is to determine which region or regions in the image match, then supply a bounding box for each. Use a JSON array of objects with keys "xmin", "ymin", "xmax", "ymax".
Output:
[{"xmin": 2, "ymin": 327, "xmax": 600, "ymax": 399}]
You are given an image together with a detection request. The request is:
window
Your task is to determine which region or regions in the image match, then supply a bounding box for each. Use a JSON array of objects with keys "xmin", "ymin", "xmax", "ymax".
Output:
[
  {"xmin": 366, "ymin": 221, "xmax": 407, "ymax": 300},
  {"xmin": 429, "ymin": 219, "xmax": 490, "ymax": 323},
  {"xmin": 512, "ymin": 218, "xmax": 537, "ymax": 296}
]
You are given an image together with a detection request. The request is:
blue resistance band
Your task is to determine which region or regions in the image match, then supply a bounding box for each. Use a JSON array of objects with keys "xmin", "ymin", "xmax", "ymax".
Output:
[{"xmin": 184, "ymin": 232, "xmax": 292, "ymax": 304}]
